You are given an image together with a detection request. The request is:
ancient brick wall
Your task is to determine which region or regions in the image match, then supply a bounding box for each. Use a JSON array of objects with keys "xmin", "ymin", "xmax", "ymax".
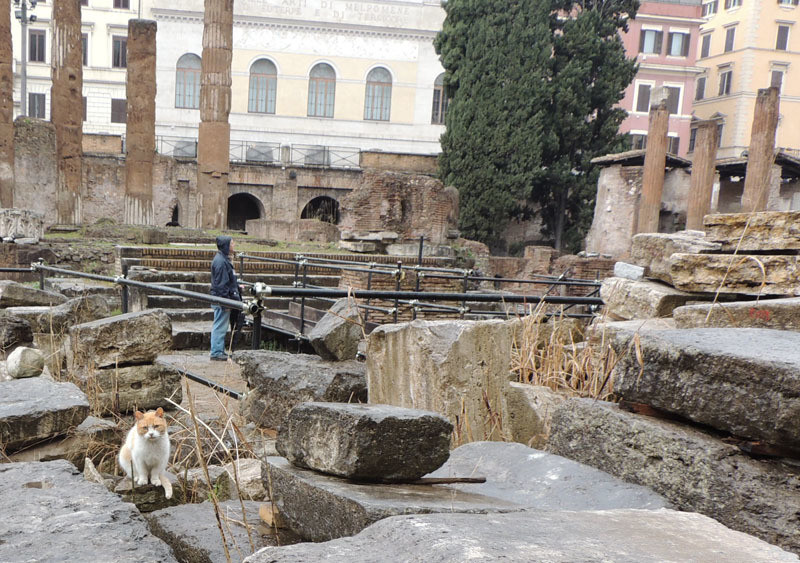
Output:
[
  {"xmin": 359, "ymin": 151, "xmax": 437, "ymax": 175},
  {"xmin": 82, "ymin": 134, "xmax": 123, "ymax": 155},
  {"xmin": 552, "ymin": 255, "xmax": 614, "ymax": 297},
  {"xmin": 338, "ymin": 170, "xmax": 458, "ymax": 245},
  {"xmin": 14, "ymin": 119, "xmax": 58, "ymax": 225}
]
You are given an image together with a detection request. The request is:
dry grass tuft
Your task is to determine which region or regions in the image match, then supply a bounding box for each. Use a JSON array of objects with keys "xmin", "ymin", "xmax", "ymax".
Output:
[{"xmin": 511, "ymin": 303, "xmax": 617, "ymax": 401}]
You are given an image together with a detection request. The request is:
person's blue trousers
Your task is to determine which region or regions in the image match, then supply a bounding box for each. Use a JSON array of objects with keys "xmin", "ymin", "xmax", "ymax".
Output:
[{"xmin": 210, "ymin": 305, "xmax": 231, "ymax": 358}]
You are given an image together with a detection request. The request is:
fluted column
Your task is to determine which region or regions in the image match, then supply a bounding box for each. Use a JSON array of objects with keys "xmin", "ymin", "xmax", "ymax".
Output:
[
  {"xmin": 686, "ymin": 120, "xmax": 719, "ymax": 231},
  {"xmin": 741, "ymin": 87, "xmax": 780, "ymax": 213},
  {"xmin": 0, "ymin": 0, "xmax": 14, "ymax": 207},
  {"xmin": 636, "ymin": 99, "xmax": 669, "ymax": 234}
]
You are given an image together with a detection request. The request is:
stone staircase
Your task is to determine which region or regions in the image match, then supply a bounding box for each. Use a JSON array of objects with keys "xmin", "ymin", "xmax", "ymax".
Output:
[{"xmin": 551, "ymin": 210, "xmax": 800, "ymax": 555}]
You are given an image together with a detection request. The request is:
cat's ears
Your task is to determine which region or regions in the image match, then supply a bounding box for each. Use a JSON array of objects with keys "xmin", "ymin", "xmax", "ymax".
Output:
[
  {"xmin": 134, "ymin": 411, "xmax": 143, "ymax": 420},
  {"xmin": 156, "ymin": 407, "xmax": 164, "ymax": 417}
]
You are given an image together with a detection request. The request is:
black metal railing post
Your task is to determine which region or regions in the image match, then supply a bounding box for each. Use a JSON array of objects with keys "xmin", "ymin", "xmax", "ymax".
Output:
[
  {"xmin": 38, "ymin": 262, "xmax": 45, "ymax": 290},
  {"xmin": 393, "ymin": 261, "xmax": 402, "ymax": 324},
  {"xmin": 461, "ymin": 269, "xmax": 470, "ymax": 319},
  {"xmin": 121, "ymin": 263, "xmax": 129, "ymax": 314},
  {"xmin": 252, "ymin": 307, "xmax": 262, "ymax": 350},
  {"xmin": 299, "ymin": 259, "xmax": 307, "ymax": 336}
]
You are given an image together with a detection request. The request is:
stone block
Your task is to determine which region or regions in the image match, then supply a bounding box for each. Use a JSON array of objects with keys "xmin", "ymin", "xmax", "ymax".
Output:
[
  {"xmin": 613, "ymin": 261, "xmax": 645, "ymax": 280},
  {"xmin": 218, "ymin": 458, "xmax": 268, "ymax": 501},
  {"xmin": 44, "ymin": 277, "xmax": 120, "ymax": 301},
  {"xmin": 6, "ymin": 345, "xmax": 44, "ymax": 378},
  {"xmin": 674, "ymin": 297, "xmax": 800, "ymax": 330},
  {"xmin": 0, "ymin": 314, "xmax": 33, "ymax": 351},
  {"xmin": 548, "ymin": 399, "xmax": 800, "ymax": 553},
  {"xmin": 244, "ymin": 509, "xmax": 798, "ymax": 563},
  {"xmin": 77, "ymin": 362, "xmax": 182, "ymax": 414},
  {"xmin": 0, "ymin": 280, "xmax": 66, "ymax": 307},
  {"xmin": 670, "ymin": 253, "xmax": 800, "ymax": 295},
  {"xmin": 704, "ymin": 211, "xmax": 800, "ymax": 252},
  {"xmin": 235, "ymin": 350, "xmax": 367, "ymax": 430},
  {"xmin": 600, "ymin": 277, "xmax": 700, "ymax": 320},
  {"xmin": 308, "ymin": 298, "xmax": 363, "ymax": 361},
  {"xmin": 115, "ymin": 474, "xmax": 179, "ymax": 513},
  {"xmin": 630, "ymin": 231, "xmax": 721, "ymax": 284},
  {"xmin": 428, "ymin": 441, "xmax": 668, "ymax": 510},
  {"xmin": 175, "ymin": 465, "xmax": 227, "ymax": 503},
  {"xmin": 504, "ymin": 383, "xmax": 568, "ymax": 448},
  {"xmin": 0, "ymin": 208, "xmax": 44, "ymax": 239},
  {"xmin": 337, "ymin": 240, "xmax": 378, "ymax": 253},
  {"xmin": 141, "ymin": 229, "xmax": 168, "ymax": 245},
  {"xmin": 8, "ymin": 415, "xmax": 117, "ymax": 470},
  {"xmin": 586, "ymin": 318, "xmax": 676, "ymax": 345},
  {"xmin": 0, "ymin": 460, "xmax": 176, "ymax": 562},
  {"xmin": 276, "ymin": 403, "xmax": 452, "ymax": 482},
  {"xmin": 367, "ymin": 319, "xmax": 521, "ymax": 443},
  {"xmin": 66, "ymin": 309, "xmax": 172, "ymax": 371},
  {"xmin": 0, "ymin": 377, "xmax": 89, "ymax": 452},
  {"xmin": 145, "ymin": 500, "xmax": 298, "ymax": 562},
  {"xmin": 6, "ymin": 294, "xmax": 111, "ymax": 334},
  {"xmin": 611, "ymin": 328, "xmax": 800, "ymax": 447},
  {"xmin": 262, "ymin": 456, "xmax": 523, "ymax": 542}
]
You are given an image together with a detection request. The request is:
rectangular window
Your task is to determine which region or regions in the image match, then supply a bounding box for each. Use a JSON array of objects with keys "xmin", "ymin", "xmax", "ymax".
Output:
[
  {"xmin": 631, "ymin": 134, "xmax": 647, "ymax": 150},
  {"xmin": 700, "ymin": 34, "xmax": 711, "ymax": 58},
  {"xmin": 81, "ymin": 0, "xmax": 88, "ymax": 5},
  {"xmin": 668, "ymin": 32, "xmax": 690, "ymax": 56},
  {"xmin": 666, "ymin": 86, "xmax": 681, "ymax": 114},
  {"xmin": 82, "ymin": 96, "xmax": 87, "ymax": 122},
  {"xmin": 724, "ymin": 27, "xmax": 736, "ymax": 52},
  {"xmin": 29, "ymin": 30, "xmax": 46, "ymax": 63},
  {"xmin": 695, "ymin": 77, "xmax": 707, "ymax": 100},
  {"xmin": 28, "ymin": 93, "xmax": 45, "ymax": 118},
  {"xmin": 776, "ymin": 25, "xmax": 790, "ymax": 50},
  {"xmin": 688, "ymin": 127, "xmax": 698, "ymax": 152},
  {"xmin": 702, "ymin": 1, "xmax": 718, "ymax": 16},
  {"xmin": 113, "ymin": 0, "xmax": 130, "ymax": 7},
  {"xmin": 639, "ymin": 29, "xmax": 663, "ymax": 55},
  {"xmin": 111, "ymin": 98, "xmax": 127, "ymax": 123},
  {"xmin": 719, "ymin": 69, "xmax": 733, "ymax": 95},
  {"xmin": 771, "ymin": 69, "xmax": 784, "ymax": 90},
  {"xmin": 717, "ymin": 123, "xmax": 724, "ymax": 145},
  {"xmin": 112, "ymin": 36, "xmax": 127, "ymax": 68},
  {"xmin": 777, "ymin": 0, "xmax": 799, "ymax": 6},
  {"xmin": 81, "ymin": 34, "xmax": 88, "ymax": 66},
  {"xmin": 724, "ymin": 0, "xmax": 742, "ymax": 8},
  {"xmin": 635, "ymin": 84, "xmax": 652, "ymax": 112},
  {"xmin": 668, "ymin": 136, "xmax": 680, "ymax": 155}
]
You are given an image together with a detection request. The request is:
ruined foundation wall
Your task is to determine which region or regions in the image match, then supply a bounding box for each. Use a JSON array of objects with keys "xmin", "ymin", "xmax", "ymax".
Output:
[
  {"xmin": 124, "ymin": 20, "xmax": 157, "ymax": 225},
  {"xmin": 0, "ymin": 0, "xmax": 14, "ymax": 207},
  {"xmin": 14, "ymin": 119, "xmax": 57, "ymax": 225},
  {"xmin": 50, "ymin": 0, "xmax": 83, "ymax": 224}
]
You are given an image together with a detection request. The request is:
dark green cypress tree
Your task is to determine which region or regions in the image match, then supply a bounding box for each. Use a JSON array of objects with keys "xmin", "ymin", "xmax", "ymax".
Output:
[
  {"xmin": 435, "ymin": 0, "xmax": 638, "ymax": 253},
  {"xmin": 434, "ymin": 0, "xmax": 555, "ymax": 253}
]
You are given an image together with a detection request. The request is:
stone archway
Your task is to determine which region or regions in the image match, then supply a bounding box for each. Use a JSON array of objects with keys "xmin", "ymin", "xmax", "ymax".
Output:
[
  {"xmin": 227, "ymin": 193, "xmax": 261, "ymax": 231},
  {"xmin": 301, "ymin": 196, "xmax": 340, "ymax": 224}
]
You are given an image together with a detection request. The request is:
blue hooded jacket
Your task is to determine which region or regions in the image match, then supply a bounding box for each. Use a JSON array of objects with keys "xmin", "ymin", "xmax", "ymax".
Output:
[{"xmin": 210, "ymin": 236, "xmax": 241, "ymax": 303}]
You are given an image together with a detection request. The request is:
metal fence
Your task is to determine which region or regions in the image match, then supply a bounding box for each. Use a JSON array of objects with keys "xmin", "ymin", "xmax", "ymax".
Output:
[
  {"xmin": 290, "ymin": 144, "xmax": 360, "ymax": 169},
  {"xmin": 229, "ymin": 140, "xmax": 281, "ymax": 165},
  {"xmin": 155, "ymin": 136, "xmax": 198, "ymax": 159}
]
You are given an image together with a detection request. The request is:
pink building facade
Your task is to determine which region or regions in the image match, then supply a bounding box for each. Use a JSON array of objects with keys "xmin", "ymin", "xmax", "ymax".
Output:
[{"xmin": 618, "ymin": 0, "xmax": 704, "ymax": 157}]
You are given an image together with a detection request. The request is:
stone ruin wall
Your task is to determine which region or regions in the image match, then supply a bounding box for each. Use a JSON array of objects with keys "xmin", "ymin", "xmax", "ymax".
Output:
[{"xmin": 338, "ymin": 170, "xmax": 459, "ymax": 246}]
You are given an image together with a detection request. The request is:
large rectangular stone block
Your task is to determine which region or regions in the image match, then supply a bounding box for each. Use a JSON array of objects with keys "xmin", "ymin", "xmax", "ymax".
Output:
[
  {"xmin": 0, "ymin": 280, "xmax": 66, "ymax": 308},
  {"xmin": 630, "ymin": 232, "xmax": 721, "ymax": 284},
  {"xmin": 65, "ymin": 309, "xmax": 172, "ymax": 371},
  {"xmin": 674, "ymin": 297, "xmax": 800, "ymax": 331},
  {"xmin": 78, "ymin": 362, "xmax": 182, "ymax": 414},
  {"xmin": 704, "ymin": 211, "xmax": 800, "ymax": 252},
  {"xmin": 263, "ymin": 456, "xmax": 523, "ymax": 542},
  {"xmin": 235, "ymin": 350, "xmax": 367, "ymax": 430},
  {"xmin": 548, "ymin": 398, "xmax": 800, "ymax": 554},
  {"xmin": 611, "ymin": 328, "xmax": 800, "ymax": 447},
  {"xmin": 600, "ymin": 276, "xmax": 700, "ymax": 320},
  {"xmin": 0, "ymin": 377, "xmax": 89, "ymax": 452},
  {"xmin": 669, "ymin": 253, "xmax": 800, "ymax": 295},
  {"xmin": 276, "ymin": 402, "xmax": 452, "ymax": 482}
]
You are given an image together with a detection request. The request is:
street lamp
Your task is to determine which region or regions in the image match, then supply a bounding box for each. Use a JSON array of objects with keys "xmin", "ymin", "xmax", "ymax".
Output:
[{"xmin": 13, "ymin": 0, "xmax": 38, "ymax": 117}]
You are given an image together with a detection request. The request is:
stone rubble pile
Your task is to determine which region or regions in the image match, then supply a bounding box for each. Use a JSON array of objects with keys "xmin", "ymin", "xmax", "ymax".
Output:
[{"xmin": 64, "ymin": 309, "xmax": 181, "ymax": 413}]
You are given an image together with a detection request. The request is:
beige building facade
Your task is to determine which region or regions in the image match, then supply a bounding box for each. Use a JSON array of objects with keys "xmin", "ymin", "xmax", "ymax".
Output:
[{"xmin": 692, "ymin": 0, "xmax": 800, "ymax": 158}]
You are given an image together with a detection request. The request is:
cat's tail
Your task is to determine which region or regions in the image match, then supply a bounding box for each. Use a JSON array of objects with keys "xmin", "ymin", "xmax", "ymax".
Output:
[{"xmin": 160, "ymin": 472, "xmax": 173, "ymax": 499}]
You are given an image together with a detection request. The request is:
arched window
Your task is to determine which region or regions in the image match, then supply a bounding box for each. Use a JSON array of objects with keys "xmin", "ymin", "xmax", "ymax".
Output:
[
  {"xmin": 308, "ymin": 63, "xmax": 335, "ymax": 118},
  {"xmin": 364, "ymin": 67, "xmax": 392, "ymax": 121},
  {"xmin": 248, "ymin": 59, "xmax": 277, "ymax": 114},
  {"xmin": 175, "ymin": 53, "xmax": 201, "ymax": 109},
  {"xmin": 432, "ymin": 73, "xmax": 448, "ymax": 124}
]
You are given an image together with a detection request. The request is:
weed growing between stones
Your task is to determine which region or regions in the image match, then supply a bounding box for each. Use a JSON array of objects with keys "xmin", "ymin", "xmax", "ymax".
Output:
[{"xmin": 511, "ymin": 302, "xmax": 618, "ymax": 400}]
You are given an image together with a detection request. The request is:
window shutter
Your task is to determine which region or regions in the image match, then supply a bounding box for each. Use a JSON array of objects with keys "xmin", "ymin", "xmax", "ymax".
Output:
[
  {"xmin": 695, "ymin": 77, "xmax": 706, "ymax": 100},
  {"xmin": 655, "ymin": 31, "xmax": 663, "ymax": 54},
  {"xmin": 682, "ymin": 34, "xmax": 690, "ymax": 56}
]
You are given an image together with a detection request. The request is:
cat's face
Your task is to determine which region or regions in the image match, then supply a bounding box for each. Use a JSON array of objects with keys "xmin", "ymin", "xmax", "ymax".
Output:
[{"xmin": 134, "ymin": 407, "xmax": 167, "ymax": 440}]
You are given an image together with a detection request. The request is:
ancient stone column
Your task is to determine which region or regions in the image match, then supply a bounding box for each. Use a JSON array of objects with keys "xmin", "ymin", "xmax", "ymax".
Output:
[
  {"xmin": 124, "ymin": 20, "xmax": 157, "ymax": 226},
  {"xmin": 636, "ymin": 99, "xmax": 669, "ymax": 234},
  {"xmin": 685, "ymin": 120, "xmax": 720, "ymax": 231},
  {"xmin": 0, "ymin": 0, "xmax": 14, "ymax": 208},
  {"xmin": 741, "ymin": 87, "xmax": 780, "ymax": 213},
  {"xmin": 51, "ymin": 0, "xmax": 83, "ymax": 225},
  {"xmin": 196, "ymin": 0, "xmax": 233, "ymax": 229}
]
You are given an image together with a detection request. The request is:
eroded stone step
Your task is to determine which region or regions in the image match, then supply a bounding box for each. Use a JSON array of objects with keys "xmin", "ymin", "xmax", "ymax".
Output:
[
  {"xmin": 612, "ymin": 327, "xmax": 800, "ymax": 448},
  {"xmin": 171, "ymin": 321, "xmax": 252, "ymax": 350},
  {"xmin": 669, "ymin": 253, "xmax": 800, "ymax": 295},
  {"xmin": 705, "ymin": 211, "xmax": 800, "ymax": 252}
]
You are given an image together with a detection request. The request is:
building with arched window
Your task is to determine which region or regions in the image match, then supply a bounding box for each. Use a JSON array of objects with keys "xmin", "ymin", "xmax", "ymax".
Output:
[
  {"xmin": 175, "ymin": 53, "xmax": 202, "ymax": 109},
  {"xmin": 248, "ymin": 59, "xmax": 277, "ymax": 114},
  {"xmin": 364, "ymin": 67, "xmax": 392, "ymax": 121},
  {"xmin": 307, "ymin": 63, "xmax": 336, "ymax": 118}
]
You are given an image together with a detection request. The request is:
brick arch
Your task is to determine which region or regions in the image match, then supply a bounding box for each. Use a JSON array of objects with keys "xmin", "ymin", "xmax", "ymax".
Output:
[
  {"xmin": 301, "ymin": 195, "xmax": 340, "ymax": 224},
  {"xmin": 297, "ymin": 187, "xmax": 350, "ymax": 220}
]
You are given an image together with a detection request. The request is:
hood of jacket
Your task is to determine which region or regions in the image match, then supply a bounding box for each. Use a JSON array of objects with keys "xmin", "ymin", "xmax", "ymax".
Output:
[{"xmin": 216, "ymin": 235, "xmax": 232, "ymax": 256}]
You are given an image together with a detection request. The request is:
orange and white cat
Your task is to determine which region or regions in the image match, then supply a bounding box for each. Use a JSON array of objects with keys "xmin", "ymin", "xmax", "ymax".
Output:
[{"xmin": 118, "ymin": 408, "xmax": 172, "ymax": 499}]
